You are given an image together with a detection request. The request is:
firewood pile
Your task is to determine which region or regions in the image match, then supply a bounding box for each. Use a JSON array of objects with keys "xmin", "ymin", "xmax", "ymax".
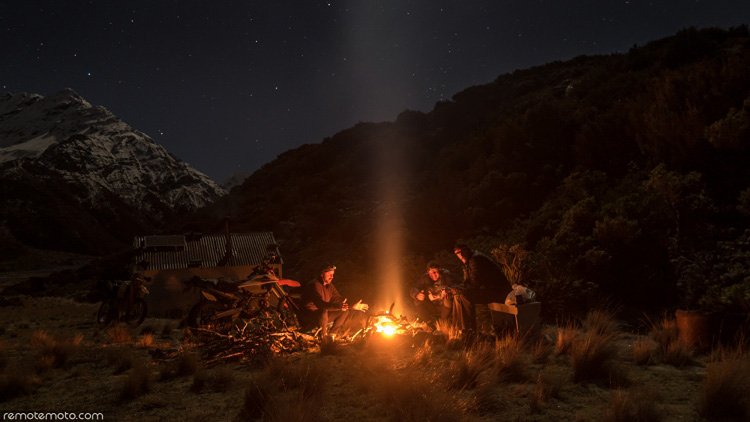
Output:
[{"xmin": 185, "ymin": 310, "xmax": 317, "ymax": 366}]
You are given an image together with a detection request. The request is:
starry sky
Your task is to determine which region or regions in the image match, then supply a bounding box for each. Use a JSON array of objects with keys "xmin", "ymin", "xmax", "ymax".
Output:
[{"xmin": 2, "ymin": 1, "xmax": 749, "ymax": 183}]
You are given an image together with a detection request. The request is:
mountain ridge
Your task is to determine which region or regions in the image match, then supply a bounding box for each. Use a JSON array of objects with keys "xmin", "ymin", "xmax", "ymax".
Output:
[{"xmin": 0, "ymin": 88, "xmax": 226, "ymax": 256}]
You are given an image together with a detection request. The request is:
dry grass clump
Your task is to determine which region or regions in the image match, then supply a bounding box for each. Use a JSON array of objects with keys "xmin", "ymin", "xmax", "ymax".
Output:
[
  {"xmin": 136, "ymin": 333, "xmax": 154, "ymax": 348},
  {"xmin": 447, "ymin": 342, "xmax": 495, "ymax": 390},
  {"xmin": 0, "ymin": 370, "xmax": 42, "ymax": 402},
  {"xmin": 570, "ymin": 330, "xmax": 626, "ymax": 385},
  {"xmin": 648, "ymin": 316, "xmax": 693, "ymax": 367},
  {"xmin": 139, "ymin": 324, "xmax": 157, "ymax": 335},
  {"xmin": 435, "ymin": 319, "xmax": 462, "ymax": 341},
  {"xmin": 0, "ymin": 341, "xmax": 7, "ymax": 370},
  {"xmin": 381, "ymin": 373, "xmax": 470, "ymax": 421},
  {"xmin": 631, "ymin": 337, "xmax": 658, "ymax": 366},
  {"xmin": 239, "ymin": 382, "xmax": 272, "ymax": 420},
  {"xmin": 159, "ymin": 352, "xmax": 199, "ymax": 380},
  {"xmin": 410, "ymin": 341, "xmax": 435, "ymax": 368},
  {"xmin": 191, "ymin": 366, "xmax": 235, "ymax": 393},
  {"xmin": 555, "ymin": 323, "xmax": 579, "ymax": 355},
  {"xmin": 106, "ymin": 324, "xmax": 133, "ymax": 344},
  {"xmin": 30, "ymin": 330, "xmax": 82, "ymax": 370},
  {"xmin": 160, "ymin": 323, "xmax": 174, "ymax": 338},
  {"xmin": 495, "ymin": 335, "xmax": 528, "ymax": 383},
  {"xmin": 661, "ymin": 340, "xmax": 693, "ymax": 367},
  {"xmin": 698, "ymin": 347, "xmax": 750, "ymax": 421},
  {"xmin": 265, "ymin": 357, "xmax": 325, "ymax": 399},
  {"xmin": 535, "ymin": 367, "xmax": 566, "ymax": 400},
  {"xmin": 238, "ymin": 359, "xmax": 326, "ymax": 421},
  {"xmin": 319, "ymin": 336, "xmax": 343, "ymax": 355},
  {"xmin": 120, "ymin": 359, "xmax": 152, "ymax": 401},
  {"xmin": 106, "ymin": 348, "xmax": 137, "ymax": 374},
  {"xmin": 603, "ymin": 388, "xmax": 662, "ymax": 422},
  {"xmin": 531, "ymin": 338, "xmax": 553, "ymax": 364},
  {"xmin": 583, "ymin": 309, "xmax": 620, "ymax": 337},
  {"xmin": 530, "ymin": 367, "xmax": 567, "ymax": 411}
]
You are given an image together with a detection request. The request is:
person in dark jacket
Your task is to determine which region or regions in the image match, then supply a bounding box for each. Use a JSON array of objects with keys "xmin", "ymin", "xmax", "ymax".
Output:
[
  {"xmin": 300, "ymin": 264, "xmax": 368, "ymax": 337},
  {"xmin": 451, "ymin": 243, "xmax": 512, "ymax": 332},
  {"xmin": 410, "ymin": 262, "xmax": 455, "ymax": 324}
]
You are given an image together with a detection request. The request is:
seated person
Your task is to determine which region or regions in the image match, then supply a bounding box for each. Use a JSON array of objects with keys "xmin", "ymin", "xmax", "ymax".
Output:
[
  {"xmin": 410, "ymin": 262, "xmax": 454, "ymax": 324},
  {"xmin": 299, "ymin": 264, "xmax": 368, "ymax": 337}
]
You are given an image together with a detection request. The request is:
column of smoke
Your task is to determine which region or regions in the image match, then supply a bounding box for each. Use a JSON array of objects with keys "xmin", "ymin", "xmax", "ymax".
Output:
[{"xmin": 344, "ymin": 3, "xmax": 414, "ymax": 314}]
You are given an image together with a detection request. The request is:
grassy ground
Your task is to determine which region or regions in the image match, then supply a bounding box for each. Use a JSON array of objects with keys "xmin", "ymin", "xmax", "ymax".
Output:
[{"xmin": 1, "ymin": 297, "xmax": 748, "ymax": 421}]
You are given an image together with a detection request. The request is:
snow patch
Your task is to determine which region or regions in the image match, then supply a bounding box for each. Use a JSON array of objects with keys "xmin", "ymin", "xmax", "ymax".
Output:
[{"xmin": 0, "ymin": 132, "xmax": 56, "ymax": 163}]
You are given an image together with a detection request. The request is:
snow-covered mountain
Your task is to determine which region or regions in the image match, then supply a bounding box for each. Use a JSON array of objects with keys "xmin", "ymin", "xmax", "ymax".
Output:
[{"xmin": 0, "ymin": 88, "xmax": 226, "ymax": 254}]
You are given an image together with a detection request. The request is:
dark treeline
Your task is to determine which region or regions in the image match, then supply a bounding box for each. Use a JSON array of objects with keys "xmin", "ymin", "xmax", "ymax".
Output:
[{"xmin": 192, "ymin": 27, "xmax": 750, "ymax": 319}]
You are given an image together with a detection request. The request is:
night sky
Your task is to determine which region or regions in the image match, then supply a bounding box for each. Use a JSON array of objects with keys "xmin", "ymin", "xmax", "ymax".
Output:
[{"xmin": 2, "ymin": 1, "xmax": 749, "ymax": 182}]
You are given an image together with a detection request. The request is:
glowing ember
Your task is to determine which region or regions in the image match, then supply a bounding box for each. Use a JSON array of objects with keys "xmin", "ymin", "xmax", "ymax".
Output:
[
  {"xmin": 376, "ymin": 320, "xmax": 397, "ymax": 336},
  {"xmin": 371, "ymin": 312, "xmax": 401, "ymax": 337}
]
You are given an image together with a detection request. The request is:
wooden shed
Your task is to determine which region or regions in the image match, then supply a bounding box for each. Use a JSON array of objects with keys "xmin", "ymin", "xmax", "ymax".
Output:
[{"xmin": 132, "ymin": 232, "xmax": 282, "ymax": 318}]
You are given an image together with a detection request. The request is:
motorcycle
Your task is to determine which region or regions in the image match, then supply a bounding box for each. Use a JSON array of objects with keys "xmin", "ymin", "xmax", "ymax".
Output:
[
  {"xmin": 97, "ymin": 274, "xmax": 150, "ymax": 327},
  {"xmin": 183, "ymin": 273, "xmax": 301, "ymax": 334}
]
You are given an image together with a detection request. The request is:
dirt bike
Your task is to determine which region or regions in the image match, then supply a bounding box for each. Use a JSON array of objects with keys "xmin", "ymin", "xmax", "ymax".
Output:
[
  {"xmin": 183, "ymin": 274, "xmax": 301, "ymax": 334},
  {"xmin": 96, "ymin": 274, "xmax": 150, "ymax": 327}
]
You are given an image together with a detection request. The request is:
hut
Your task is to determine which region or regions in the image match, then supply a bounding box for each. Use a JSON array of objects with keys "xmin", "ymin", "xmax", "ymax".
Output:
[{"xmin": 132, "ymin": 232, "xmax": 281, "ymax": 318}]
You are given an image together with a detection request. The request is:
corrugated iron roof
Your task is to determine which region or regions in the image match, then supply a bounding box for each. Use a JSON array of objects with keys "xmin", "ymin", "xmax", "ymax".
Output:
[{"xmin": 133, "ymin": 232, "xmax": 279, "ymax": 270}]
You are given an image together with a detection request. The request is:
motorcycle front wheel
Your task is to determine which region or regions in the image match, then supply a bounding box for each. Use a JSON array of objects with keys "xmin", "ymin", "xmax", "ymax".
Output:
[
  {"xmin": 96, "ymin": 301, "xmax": 114, "ymax": 325},
  {"xmin": 124, "ymin": 298, "xmax": 147, "ymax": 327}
]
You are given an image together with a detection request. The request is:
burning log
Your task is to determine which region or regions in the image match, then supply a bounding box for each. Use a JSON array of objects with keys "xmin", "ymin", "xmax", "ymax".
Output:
[{"xmin": 353, "ymin": 303, "xmax": 431, "ymax": 341}]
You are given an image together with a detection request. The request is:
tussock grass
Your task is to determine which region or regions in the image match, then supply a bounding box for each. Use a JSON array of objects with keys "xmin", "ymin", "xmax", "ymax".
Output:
[
  {"xmin": 261, "ymin": 399, "xmax": 322, "ymax": 422},
  {"xmin": 648, "ymin": 316, "xmax": 692, "ymax": 366},
  {"xmin": 698, "ymin": 347, "xmax": 750, "ymax": 421},
  {"xmin": 239, "ymin": 381, "xmax": 271, "ymax": 420},
  {"xmin": 106, "ymin": 348, "xmax": 136, "ymax": 375},
  {"xmin": 0, "ymin": 370, "xmax": 41, "ymax": 402},
  {"xmin": 631, "ymin": 337, "xmax": 658, "ymax": 366},
  {"xmin": 435, "ymin": 319, "xmax": 462, "ymax": 341},
  {"xmin": 191, "ymin": 366, "xmax": 235, "ymax": 393},
  {"xmin": 661, "ymin": 339, "xmax": 693, "ymax": 367},
  {"xmin": 447, "ymin": 342, "xmax": 495, "ymax": 390},
  {"xmin": 555, "ymin": 324, "xmax": 579, "ymax": 355},
  {"xmin": 532, "ymin": 367, "xmax": 566, "ymax": 406},
  {"xmin": 570, "ymin": 331, "xmax": 626, "ymax": 385},
  {"xmin": 139, "ymin": 324, "xmax": 156, "ymax": 335},
  {"xmin": 30, "ymin": 330, "xmax": 81, "ymax": 370},
  {"xmin": 160, "ymin": 323, "xmax": 174, "ymax": 338},
  {"xmin": 159, "ymin": 352, "xmax": 198, "ymax": 380},
  {"xmin": 120, "ymin": 359, "xmax": 152, "ymax": 401},
  {"xmin": 531, "ymin": 338, "xmax": 553, "ymax": 364},
  {"xmin": 238, "ymin": 366, "xmax": 325, "ymax": 422},
  {"xmin": 266, "ymin": 357, "xmax": 325, "ymax": 400},
  {"xmin": 136, "ymin": 333, "xmax": 154, "ymax": 348},
  {"xmin": 707, "ymin": 339, "xmax": 748, "ymax": 363},
  {"xmin": 495, "ymin": 335, "xmax": 528, "ymax": 383},
  {"xmin": 603, "ymin": 388, "xmax": 662, "ymax": 422},
  {"xmin": 319, "ymin": 336, "xmax": 342, "ymax": 355},
  {"xmin": 237, "ymin": 356, "xmax": 326, "ymax": 421},
  {"xmin": 410, "ymin": 341, "xmax": 435, "ymax": 368},
  {"xmin": 380, "ymin": 373, "xmax": 470, "ymax": 421},
  {"xmin": 583, "ymin": 309, "xmax": 620, "ymax": 337},
  {"xmin": 106, "ymin": 324, "xmax": 133, "ymax": 344},
  {"xmin": 0, "ymin": 341, "xmax": 7, "ymax": 370}
]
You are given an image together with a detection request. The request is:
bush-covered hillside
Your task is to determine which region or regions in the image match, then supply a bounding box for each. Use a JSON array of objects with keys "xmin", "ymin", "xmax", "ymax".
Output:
[{"xmin": 195, "ymin": 27, "xmax": 750, "ymax": 317}]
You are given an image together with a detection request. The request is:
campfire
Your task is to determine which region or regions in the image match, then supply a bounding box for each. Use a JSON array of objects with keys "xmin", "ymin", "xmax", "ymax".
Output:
[{"xmin": 354, "ymin": 303, "xmax": 429, "ymax": 340}]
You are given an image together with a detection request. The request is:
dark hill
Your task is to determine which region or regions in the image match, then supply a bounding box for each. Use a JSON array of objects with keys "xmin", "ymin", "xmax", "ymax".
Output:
[{"xmin": 193, "ymin": 27, "xmax": 750, "ymax": 317}]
